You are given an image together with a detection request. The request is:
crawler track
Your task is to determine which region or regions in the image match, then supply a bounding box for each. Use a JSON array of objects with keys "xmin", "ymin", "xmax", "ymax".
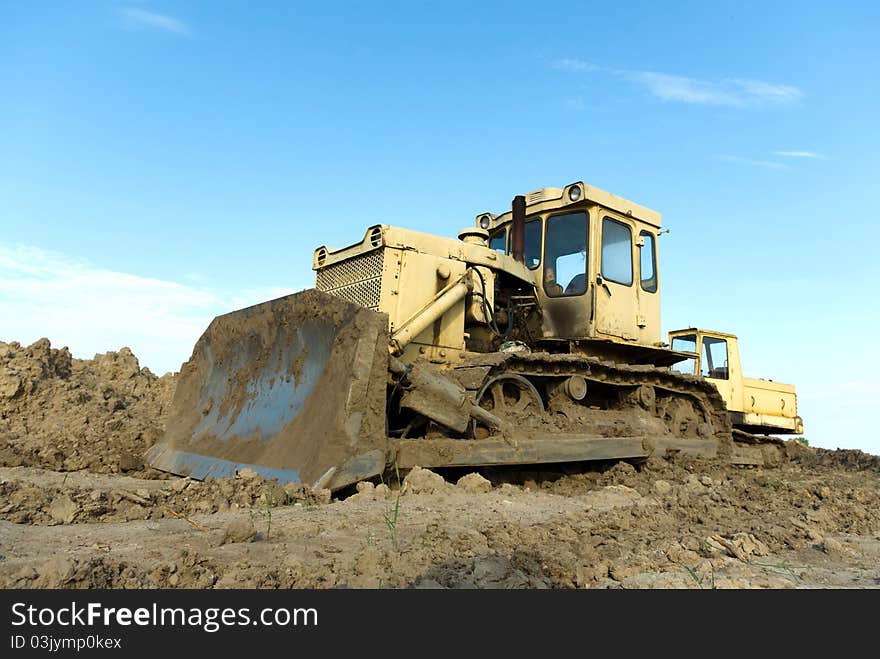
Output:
[{"xmin": 391, "ymin": 351, "xmax": 782, "ymax": 469}]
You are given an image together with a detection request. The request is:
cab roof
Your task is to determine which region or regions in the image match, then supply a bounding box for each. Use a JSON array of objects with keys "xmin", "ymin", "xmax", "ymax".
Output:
[
  {"xmin": 669, "ymin": 328, "xmax": 739, "ymax": 340},
  {"xmin": 476, "ymin": 181, "xmax": 662, "ymax": 231}
]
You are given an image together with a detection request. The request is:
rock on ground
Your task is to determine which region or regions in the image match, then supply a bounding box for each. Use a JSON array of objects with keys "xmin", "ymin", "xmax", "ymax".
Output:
[
  {"xmin": 404, "ymin": 467, "xmax": 450, "ymax": 495},
  {"xmin": 456, "ymin": 473, "xmax": 492, "ymax": 494}
]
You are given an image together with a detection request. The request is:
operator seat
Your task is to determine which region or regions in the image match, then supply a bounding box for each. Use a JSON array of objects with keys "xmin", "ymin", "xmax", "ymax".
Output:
[{"xmin": 565, "ymin": 273, "xmax": 587, "ymax": 295}]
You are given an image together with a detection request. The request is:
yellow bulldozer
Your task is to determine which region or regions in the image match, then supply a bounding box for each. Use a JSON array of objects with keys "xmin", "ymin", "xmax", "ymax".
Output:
[
  {"xmin": 145, "ymin": 181, "xmax": 802, "ymax": 491},
  {"xmin": 668, "ymin": 329, "xmax": 803, "ymax": 435}
]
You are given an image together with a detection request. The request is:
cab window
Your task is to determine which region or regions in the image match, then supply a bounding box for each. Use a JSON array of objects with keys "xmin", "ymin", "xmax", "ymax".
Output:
[
  {"xmin": 524, "ymin": 219, "xmax": 541, "ymax": 269},
  {"xmin": 702, "ymin": 337, "xmax": 729, "ymax": 380},
  {"xmin": 639, "ymin": 231, "xmax": 657, "ymax": 293},
  {"xmin": 543, "ymin": 212, "xmax": 587, "ymax": 297},
  {"xmin": 671, "ymin": 334, "xmax": 697, "ymax": 375},
  {"xmin": 488, "ymin": 229, "xmax": 507, "ymax": 254},
  {"xmin": 601, "ymin": 217, "xmax": 633, "ymax": 286}
]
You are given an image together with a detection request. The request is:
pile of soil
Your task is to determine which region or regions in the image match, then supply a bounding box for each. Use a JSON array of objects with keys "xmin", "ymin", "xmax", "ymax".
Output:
[
  {"xmin": 789, "ymin": 445, "xmax": 880, "ymax": 472},
  {"xmin": 0, "ymin": 466, "xmax": 329, "ymax": 526},
  {"xmin": 0, "ymin": 338, "xmax": 176, "ymax": 474}
]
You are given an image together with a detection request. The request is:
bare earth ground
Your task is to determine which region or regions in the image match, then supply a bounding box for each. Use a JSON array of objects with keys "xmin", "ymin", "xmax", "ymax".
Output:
[{"xmin": 1, "ymin": 339, "xmax": 878, "ymax": 589}]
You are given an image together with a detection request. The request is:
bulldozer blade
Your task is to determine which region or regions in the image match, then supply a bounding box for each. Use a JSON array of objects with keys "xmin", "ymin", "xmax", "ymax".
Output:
[{"xmin": 145, "ymin": 289, "xmax": 391, "ymax": 491}]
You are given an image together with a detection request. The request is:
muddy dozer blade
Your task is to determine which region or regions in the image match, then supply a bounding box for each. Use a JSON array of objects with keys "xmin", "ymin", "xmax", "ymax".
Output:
[{"xmin": 145, "ymin": 289, "xmax": 391, "ymax": 491}]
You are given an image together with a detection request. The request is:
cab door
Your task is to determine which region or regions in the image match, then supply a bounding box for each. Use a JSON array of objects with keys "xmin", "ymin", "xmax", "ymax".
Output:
[
  {"xmin": 594, "ymin": 213, "xmax": 639, "ymax": 340},
  {"xmin": 539, "ymin": 210, "xmax": 591, "ymax": 339},
  {"xmin": 700, "ymin": 334, "xmax": 735, "ymax": 407}
]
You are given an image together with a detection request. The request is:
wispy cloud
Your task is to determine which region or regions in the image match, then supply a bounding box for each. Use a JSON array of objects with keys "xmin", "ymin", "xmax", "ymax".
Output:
[
  {"xmin": 716, "ymin": 155, "xmax": 789, "ymax": 170},
  {"xmin": 773, "ymin": 150, "xmax": 824, "ymax": 159},
  {"xmin": 0, "ymin": 244, "xmax": 300, "ymax": 374},
  {"xmin": 552, "ymin": 60, "xmax": 802, "ymax": 107},
  {"xmin": 630, "ymin": 72, "xmax": 741, "ymax": 106},
  {"xmin": 628, "ymin": 72, "xmax": 802, "ymax": 107},
  {"xmin": 118, "ymin": 8, "xmax": 191, "ymax": 36}
]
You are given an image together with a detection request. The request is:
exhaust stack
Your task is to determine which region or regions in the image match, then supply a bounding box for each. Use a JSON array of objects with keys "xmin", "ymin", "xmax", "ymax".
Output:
[{"xmin": 511, "ymin": 195, "xmax": 526, "ymax": 264}]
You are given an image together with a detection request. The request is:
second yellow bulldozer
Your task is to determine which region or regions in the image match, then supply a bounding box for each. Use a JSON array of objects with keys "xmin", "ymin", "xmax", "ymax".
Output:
[{"xmin": 145, "ymin": 181, "xmax": 802, "ymax": 491}]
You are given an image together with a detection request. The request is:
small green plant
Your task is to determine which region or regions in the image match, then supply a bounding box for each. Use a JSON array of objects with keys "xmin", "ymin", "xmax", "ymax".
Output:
[
  {"xmin": 794, "ymin": 437, "xmax": 809, "ymax": 446},
  {"xmin": 248, "ymin": 489, "xmax": 280, "ymax": 540},
  {"xmin": 264, "ymin": 501, "xmax": 273, "ymax": 540},
  {"xmin": 380, "ymin": 463, "xmax": 404, "ymax": 550},
  {"xmin": 684, "ymin": 563, "xmax": 717, "ymax": 590},
  {"xmin": 262, "ymin": 489, "xmax": 281, "ymax": 540},
  {"xmin": 748, "ymin": 559, "xmax": 804, "ymax": 584}
]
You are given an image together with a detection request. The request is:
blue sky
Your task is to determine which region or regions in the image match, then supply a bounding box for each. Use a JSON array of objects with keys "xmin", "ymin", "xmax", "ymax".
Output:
[{"xmin": 1, "ymin": 1, "xmax": 878, "ymax": 453}]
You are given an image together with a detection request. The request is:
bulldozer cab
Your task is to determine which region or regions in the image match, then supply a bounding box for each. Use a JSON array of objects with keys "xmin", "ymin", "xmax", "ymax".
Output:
[
  {"xmin": 668, "ymin": 329, "xmax": 738, "ymax": 379},
  {"xmin": 479, "ymin": 182, "xmax": 664, "ymax": 359},
  {"xmin": 668, "ymin": 328, "xmax": 741, "ymax": 409}
]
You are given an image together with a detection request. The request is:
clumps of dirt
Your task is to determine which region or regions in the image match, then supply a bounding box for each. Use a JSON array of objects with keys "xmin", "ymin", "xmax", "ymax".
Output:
[
  {"xmin": 403, "ymin": 453, "xmax": 880, "ymax": 589},
  {"xmin": 345, "ymin": 480, "xmax": 393, "ymax": 502},
  {"xmin": 0, "ymin": 459, "xmax": 878, "ymax": 589},
  {"xmin": 788, "ymin": 444, "xmax": 880, "ymax": 472},
  {"xmin": 403, "ymin": 466, "xmax": 452, "ymax": 494},
  {"xmin": 455, "ymin": 472, "xmax": 492, "ymax": 494},
  {"xmin": 2, "ymin": 551, "xmax": 222, "ymax": 589},
  {"xmin": 0, "ymin": 467, "xmax": 330, "ymax": 526},
  {"xmin": 498, "ymin": 453, "xmax": 880, "ymax": 587},
  {"xmin": 348, "ymin": 469, "xmax": 494, "ymax": 501},
  {"xmin": 0, "ymin": 338, "xmax": 176, "ymax": 473},
  {"xmin": 413, "ymin": 552, "xmax": 552, "ymax": 589}
]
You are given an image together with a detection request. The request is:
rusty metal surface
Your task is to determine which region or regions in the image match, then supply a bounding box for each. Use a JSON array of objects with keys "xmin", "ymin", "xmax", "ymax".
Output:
[
  {"xmin": 511, "ymin": 195, "xmax": 526, "ymax": 264},
  {"xmin": 145, "ymin": 289, "xmax": 390, "ymax": 490},
  {"xmin": 393, "ymin": 435, "xmax": 650, "ymax": 468}
]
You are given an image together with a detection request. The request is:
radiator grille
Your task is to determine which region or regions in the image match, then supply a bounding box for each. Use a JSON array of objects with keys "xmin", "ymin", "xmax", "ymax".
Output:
[{"xmin": 315, "ymin": 250, "xmax": 384, "ymax": 310}]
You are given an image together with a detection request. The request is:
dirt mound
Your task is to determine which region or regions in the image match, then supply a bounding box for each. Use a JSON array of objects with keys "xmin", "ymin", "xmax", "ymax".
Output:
[
  {"xmin": 0, "ymin": 338, "xmax": 176, "ymax": 474},
  {"xmin": 529, "ymin": 454, "xmax": 880, "ymax": 573},
  {"xmin": 0, "ymin": 466, "xmax": 329, "ymax": 525},
  {"xmin": 788, "ymin": 444, "xmax": 880, "ymax": 472}
]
